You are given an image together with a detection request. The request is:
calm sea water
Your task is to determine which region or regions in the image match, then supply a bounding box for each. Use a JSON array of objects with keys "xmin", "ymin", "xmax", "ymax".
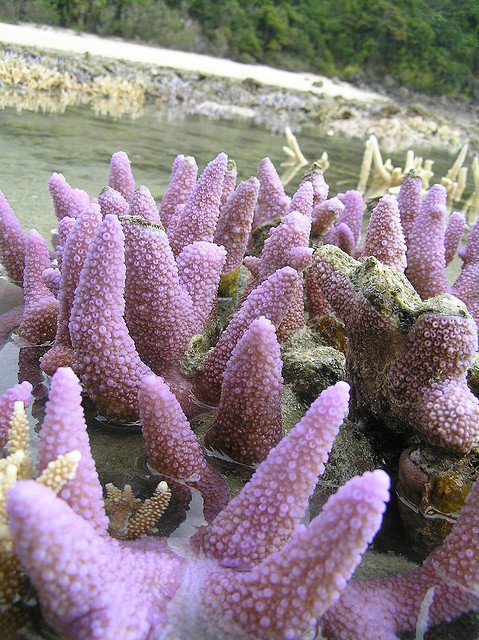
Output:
[{"xmin": 0, "ymin": 103, "xmax": 459, "ymax": 242}]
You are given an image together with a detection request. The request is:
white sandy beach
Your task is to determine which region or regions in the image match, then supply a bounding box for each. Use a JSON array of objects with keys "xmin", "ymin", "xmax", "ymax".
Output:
[{"xmin": 0, "ymin": 21, "xmax": 387, "ymax": 104}]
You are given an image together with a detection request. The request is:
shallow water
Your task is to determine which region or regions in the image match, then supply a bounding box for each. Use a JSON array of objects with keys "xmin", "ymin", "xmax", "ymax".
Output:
[{"xmin": 0, "ymin": 102, "xmax": 460, "ymax": 243}]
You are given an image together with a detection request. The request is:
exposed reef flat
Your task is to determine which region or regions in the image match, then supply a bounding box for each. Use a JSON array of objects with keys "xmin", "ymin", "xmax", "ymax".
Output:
[{"xmin": 1, "ymin": 21, "xmax": 478, "ymax": 151}]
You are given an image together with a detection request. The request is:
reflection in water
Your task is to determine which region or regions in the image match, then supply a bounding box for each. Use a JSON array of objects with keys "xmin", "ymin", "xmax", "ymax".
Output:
[
  {"xmin": 0, "ymin": 51, "xmax": 146, "ymax": 119},
  {"xmin": 0, "ymin": 102, "xmax": 364, "ymax": 241},
  {"xmin": 0, "ymin": 102, "xmax": 468, "ymax": 244}
]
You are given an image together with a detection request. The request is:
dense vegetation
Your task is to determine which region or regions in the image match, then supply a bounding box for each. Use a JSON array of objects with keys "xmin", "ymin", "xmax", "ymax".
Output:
[{"xmin": 2, "ymin": 0, "xmax": 478, "ymax": 98}]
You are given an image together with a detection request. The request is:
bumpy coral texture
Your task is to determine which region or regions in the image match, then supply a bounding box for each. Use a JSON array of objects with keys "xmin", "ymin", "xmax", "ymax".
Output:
[
  {"xmin": 213, "ymin": 177, "xmax": 258, "ymax": 274},
  {"xmin": 168, "ymin": 152, "xmax": 227, "ymax": 256},
  {"xmin": 129, "ymin": 186, "xmax": 162, "ymax": 225},
  {"xmin": 159, "ymin": 154, "xmax": 197, "ymax": 232},
  {"xmin": 321, "ymin": 474, "xmax": 479, "ymax": 639},
  {"xmin": 55, "ymin": 215, "xmax": 76, "ymax": 268},
  {"xmin": 36, "ymin": 367, "xmax": 109, "ymax": 532},
  {"xmin": 444, "ymin": 211, "xmax": 467, "ymax": 266},
  {"xmin": 287, "ymin": 180, "xmax": 314, "ymax": 218},
  {"xmin": 389, "ymin": 311, "xmax": 479, "ymax": 451},
  {"xmin": 201, "ymin": 470, "xmax": 390, "ymax": 640},
  {"xmin": 139, "ymin": 374, "xmax": 229, "ymax": 522},
  {"xmin": 194, "ymin": 381, "xmax": 351, "ymax": 567},
  {"xmin": 69, "ymin": 214, "xmax": 151, "ymax": 422},
  {"xmin": 451, "ymin": 216, "xmax": 479, "ymax": 325},
  {"xmin": 122, "ymin": 216, "xmax": 225, "ymax": 373},
  {"xmin": 204, "ymin": 316, "xmax": 283, "ymax": 465},
  {"xmin": 311, "ymin": 244, "xmax": 479, "ymax": 453},
  {"xmin": 6, "ymin": 379, "xmax": 392, "ymax": 640},
  {"xmin": 7, "ymin": 481, "xmax": 185, "ymax": 640},
  {"xmin": 175, "ymin": 240, "xmax": 226, "ymax": 335},
  {"xmin": 405, "ymin": 183, "xmax": 450, "ymax": 300},
  {"xmin": 47, "ymin": 172, "xmax": 90, "ymax": 221},
  {"xmin": 396, "ymin": 171, "xmax": 423, "ymax": 245},
  {"xmin": 98, "ymin": 186, "xmax": 130, "ymax": 218},
  {"xmin": 0, "ymin": 381, "xmax": 32, "ymax": 448},
  {"xmin": 324, "ymin": 190, "xmax": 364, "ymax": 253},
  {"xmin": 242, "ymin": 210, "xmax": 312, "ymax": 339},
  {"xmin": 299, "ymin": 165, "xmax": 329, "ymax": 208},
  {"xmin": 17, "ymin": 230, "xmax": 59, "ymax": 344},
  {"xmin": 107, "ymin": 151, "xmax": 135, "ymax": 202},
  {"xmin": 0, "ymin": 190, "xmax": 27, "ymax": 284},
  {"xmin": 41, "ymin": 203, "xmax": 102, "ymax": 375},
  {"xmin": 218, "ymin": 160, "xmax": 238, "ymax": 212},
  {"xmin": 362, "ymin": 194, "xmax": 407, "ymax": 272},
  {"xmin": 194, "ymin": 266, "xmax": 300, "ymax": 405},
  {"xmin": 244, "ymin": 210, "xmax": 313, "ymax": 295},
  {"xmin": 253, "ymin": 157, "xmax": 291, "ymax": 229},
  {"xmin": 311, "ymin": 196, "xmax": 344, "ymax": 237}
]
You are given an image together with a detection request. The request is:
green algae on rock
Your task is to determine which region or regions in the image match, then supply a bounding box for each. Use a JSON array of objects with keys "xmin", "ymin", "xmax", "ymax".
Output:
[{"xmin": 310, "ymin": 244, "xmax": 479, "ymax": 453}]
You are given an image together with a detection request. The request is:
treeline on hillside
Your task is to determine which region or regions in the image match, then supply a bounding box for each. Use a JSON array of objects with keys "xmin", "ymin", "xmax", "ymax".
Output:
[{"xmin": 2, "ymin": 0, "xmax": 478, "ymax": 98}]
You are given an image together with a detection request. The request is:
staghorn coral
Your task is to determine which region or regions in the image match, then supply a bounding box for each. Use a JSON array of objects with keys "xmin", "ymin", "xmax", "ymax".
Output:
[
  {"xmin": 122, "ymin": 215, "xmax": 225, "ymax": 376},
  {"xmin": 168, "ymin": 152, "xmax": 227, "ymax": 256},
  {"xmin": 104, "ymin": 480, "xmax": 171, "ymax": 540},
  {"xmin": 0, "ymin": 400, "xmax": 81, "ymax": 633},
  {"xmin": 17, "ymin": 229, "xmax": 59, "ymax": 344},
  {"xmin": 204, "ymin": 316, "xmax": 283, "ymax": 465},
  {"xmin": 139, "ymin": 373, "xmax": 229, "ymax": 523},
  {"xmin": 69, "ymin": 214, "xmax": 152, "ymax": 422},
  {"xmin": 6, "ymin": 379, "xmax": 395, "ymax": 640},
  {"xmin": 40, "ymin": 202, "xmax": 103, "ymax": 375},
  {"xmin": 0, "ymin": 190, "xmax": 26, "ymax": 285},
  {"xmin": 1, "ymin": 148, "xmax": 479, "ymax": 640},
  {"xmin": 321, "ymin": 473, "xmax": 479, "ymax": 639},
  {"xmin": 253, "ymin": 156, "xmax": 291, "ymax": 229},
  {"xmin": 108, "ymin": 151, "xmax": 136, "ymax": 202}
]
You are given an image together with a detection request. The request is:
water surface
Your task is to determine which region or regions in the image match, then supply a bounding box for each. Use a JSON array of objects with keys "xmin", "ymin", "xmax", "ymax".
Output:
[{"xmin": 0, "ymin": 103, "xmax": 459, "ymax": 242}]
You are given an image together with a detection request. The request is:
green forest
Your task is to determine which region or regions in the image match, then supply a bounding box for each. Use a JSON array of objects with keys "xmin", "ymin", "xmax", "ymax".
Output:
[{"xmin": 2, "ymin": 0, "xmax": 478, "ymax": 98}]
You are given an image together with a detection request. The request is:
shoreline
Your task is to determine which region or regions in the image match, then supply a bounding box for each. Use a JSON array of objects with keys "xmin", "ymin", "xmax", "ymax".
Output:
[
  {"xmin": 0, "ymin": 21, "xmax": 478, "ymax": 154},
  {"xmin": 0, "ymin": 21, "xmax": 386, "ymax": 103}
]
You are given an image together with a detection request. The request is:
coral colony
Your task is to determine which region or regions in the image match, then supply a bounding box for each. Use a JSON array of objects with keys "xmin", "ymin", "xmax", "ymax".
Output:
[{"xmin": 0, "ymin": 146, "xmax": 478, "ymax": 640}]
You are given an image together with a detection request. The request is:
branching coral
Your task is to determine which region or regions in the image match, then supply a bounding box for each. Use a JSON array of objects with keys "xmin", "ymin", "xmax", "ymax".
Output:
[{"xmin": 0, "ymin": 148, "xmax": 478, "ymax": 640}]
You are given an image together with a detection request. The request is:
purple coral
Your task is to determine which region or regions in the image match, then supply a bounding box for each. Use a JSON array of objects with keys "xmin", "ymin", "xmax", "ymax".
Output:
[
  {"xmin": 139, "ymin": 374, "xmax": 229, "ymax": 522},
  {"xmin": 47, "ymin": 172, "xmax": 90, "ymax": 221},
  {"xmin": 41, "ymin": 202, "xmax": 102, "ymax": 375},
  {"xmin": 159, "ymin": 154, "xmax": 197, "ymax": 232},
  {"xmin": 311, "ymin": 244, "xmax": 479, "ymax": 453},
  {"xmin": 321, "ymin": 474, "xmax": 479, "ymax": 638},
  {"xmin": 0, "ymin": 190, "xmax": 27, "ymax": 285},
  {"xmin": 122, "ymin": 215, "xmax": 225, "ymax": 373},
  {"xmin": 107, "ymin": 151, "xmax": 135, "ymax": 202},
  {"xmin": 362, "ymin": 194, "xmax": 407, "ymax": 272},
  {"xmin": 37, "ymin": 367, "xmax": 109, "ymax": 531},
  {"xmin": 253, "ymin": 157, "xmax": 291, "ymax": 229},
  {"xmin": 6, "ymin": 380, "xmax": 391, "ymax": 640},
  {"xmin": 17, "ymin": 230, "xmax": 59, "ymax": 344},
  {"xmin": 168, "ymin": 153, "xmax": 227, "ymax": 256},
  {"xmin": 194, "ymin": 266, "xmax": 301, "ymax": 405},
  {"xmin": 204, "ymin": 316, "xmax": 283, "ymax": 465},
  {"xmin": 405, "ymin": 184, "xmax": 449, "ymax": 300},
  {"xmin": 69, "ymin": 214, "xmax": 151, "ymax": 422}
]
